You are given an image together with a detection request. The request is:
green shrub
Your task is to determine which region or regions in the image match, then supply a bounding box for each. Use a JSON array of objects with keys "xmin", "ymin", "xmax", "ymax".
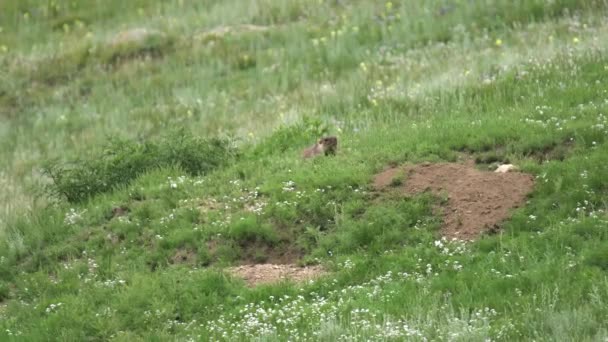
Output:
[
  {"xmin": 252, "ymin": 116, "xmax": 330, "ymax": 157},
  {"xmin": 0, "ymin": 281, "xmax": 9, "ymax": 301},
  {"xmin": 43, "ymin": 130, "xmax": 238, "ymax": 203},
  {"xmin": 228, "ymin": 215, "xmax": 278, "ymax": 245},
  {"xmin": 585, "ymin": 245, "xmax": 608, "ymax": 271}
]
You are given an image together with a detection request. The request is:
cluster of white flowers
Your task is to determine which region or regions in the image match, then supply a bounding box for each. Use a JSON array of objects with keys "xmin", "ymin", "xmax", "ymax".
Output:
[
  {"xmin": 282, "ymin": 180, "xmax": 296, "ymax": 192},
  {"xmin": 196, "ymin": 267, "xmax": 506, "ymax": 341},
  {"xmin": 167, "ymin": 176, "xmax": 187, "ymax": 189},
  {"xmin": 433, "ymin": 237, "xmax": 469, "ymax": 256},
  {"xmin": 339, "ymin": 259, "xmax": 355, "ymax": 270},
  {"xmin": 99, "ymin": 278, "xmax": 126, "ymax": 288},
  {"xmin": 64, "ymin": 208, "xmax": 86, "ymax": 225},
  {"xmin": 45, "ymin": 302, "xmax": 63, "ymax": 314}
]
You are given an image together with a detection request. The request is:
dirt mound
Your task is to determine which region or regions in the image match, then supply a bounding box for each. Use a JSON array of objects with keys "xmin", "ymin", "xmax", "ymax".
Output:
[
  {"xmin": 374, "ymin": 161, "xmax": 534, "ymax": 239},
  {"xmin": 227, "ymin": 264, "xmax": 326, "ymax": 287}
]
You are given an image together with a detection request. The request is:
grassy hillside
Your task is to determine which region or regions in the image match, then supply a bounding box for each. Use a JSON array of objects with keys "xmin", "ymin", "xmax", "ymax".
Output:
[{"xmin": 1, "ymin": 0, "xmax": 608, "ymax": 340}]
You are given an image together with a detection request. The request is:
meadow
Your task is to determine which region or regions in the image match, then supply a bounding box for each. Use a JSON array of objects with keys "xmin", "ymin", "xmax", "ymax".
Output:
[{"xmin": 1, "ymin": 0, "xmax": 608, "ymax": 340}]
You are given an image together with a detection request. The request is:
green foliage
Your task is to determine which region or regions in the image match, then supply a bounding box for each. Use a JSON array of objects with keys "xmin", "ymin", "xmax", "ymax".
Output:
[
  {"xmin": 585, "ymin": 245, "xmax": 608, "ymax": 270},
  {"xmin": 252, "ymin": 116, "xmax": 331, "ymax": 157},
  {"xmin": 228, "ymin": 215, "xmax": 278, "ymax": 245},
  {"xmin": 0, "ymin": 282, "xmax": 8, "ymax": 301},
  {"xmin": 2, "ymin": 0, "xmax": 608, "ymax": 340},
  {"xmin": 389, "ymin": 170, "xmax": 405, "ymax": 187},
  {"xmin": 99, "ymin": 31, "xmax": 176, "ymax": 66},
  {"xmin": 321, "ymin": 197, "xmax": 437, "ymax": 255},
  {"xmin": 43, "ymin": 130, "xmax": 238, "ymax": 202}
]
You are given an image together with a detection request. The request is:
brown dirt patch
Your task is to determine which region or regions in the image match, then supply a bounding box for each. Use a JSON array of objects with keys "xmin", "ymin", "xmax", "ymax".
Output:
[
  {"xmin": 197, "ymin": 198, "xmax": 221, "ymax": 214},
  {"xmin": 171, "ymin": 248, "xmax": 197, "ymax": 265},
  {"xmin": 227, "ymin": 264, "xmax": 327, "ymax": 287},
  {"xmin": 111, "ymin": 206, "xmax": 129, "ymax": 218},
  {"xmin": 373, "ymin": 160, "xmax": 534, "ymax": 239}
]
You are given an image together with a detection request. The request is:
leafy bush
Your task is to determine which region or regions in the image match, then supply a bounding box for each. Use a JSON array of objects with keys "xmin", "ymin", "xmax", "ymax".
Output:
[
  {"xmin": 585, "ymin": 245, "xmax": 608, "ymax": 271},
  {"xmin": 228, "ymin": 215, "xmax": 278, "ymax": 245},
  {"xmin": 43, "ymin": 130, "xmax": 238, "ymax": 202},
  {"xmin": 0, "ymin": 281, "xmax": 8, "ymax": 301},
  {"xmin": 251, "ymin": 116, "xmax": 331, "ymax": 157}
]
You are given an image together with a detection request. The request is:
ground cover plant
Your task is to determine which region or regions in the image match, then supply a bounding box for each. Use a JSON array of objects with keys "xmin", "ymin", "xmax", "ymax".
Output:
[{"xmin": 1, "ymin": 0, "xmax": 608, "ymax": 340}]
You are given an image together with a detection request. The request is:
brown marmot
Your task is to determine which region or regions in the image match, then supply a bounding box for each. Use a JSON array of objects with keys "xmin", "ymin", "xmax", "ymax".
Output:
[{"xmin": 302, "ymin": 136, "xmax": 338, "ymax": 159}]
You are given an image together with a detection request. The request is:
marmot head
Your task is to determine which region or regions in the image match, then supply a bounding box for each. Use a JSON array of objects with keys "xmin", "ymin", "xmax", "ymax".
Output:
[{"xmin": 319, "ymin": 136, "xmax": 338, "ymax": 155}]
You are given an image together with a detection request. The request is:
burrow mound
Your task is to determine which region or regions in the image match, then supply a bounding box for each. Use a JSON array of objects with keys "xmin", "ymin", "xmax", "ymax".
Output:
[
  {"xmin": 227, "ymin": 264, "xmax": 326, "ymax": 287},
  {"xmin": 373, "ymin": 161, "xmax": 535, "ymax": 240}
]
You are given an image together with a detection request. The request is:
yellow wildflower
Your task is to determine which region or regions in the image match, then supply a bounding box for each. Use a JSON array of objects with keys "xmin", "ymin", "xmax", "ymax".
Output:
[{"xmin": 495, "ymin": 39, "xmax": 502, "ymax": 46}]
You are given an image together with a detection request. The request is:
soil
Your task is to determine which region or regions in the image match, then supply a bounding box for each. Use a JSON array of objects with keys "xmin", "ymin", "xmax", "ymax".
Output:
[
  {"xmin": 227, "ymin": 264, "xmax": 326, "ymax": 287},
  {"xmin": 373, "ymin": 160, "xmax": 535, "ymax": 239},
  {"xmin": 111, "ymin": 206, "xmax": 128, "ymax": 217},
  {"xmin": 171, "ymin": 248, "xmax": 197, "ymax": 265}
]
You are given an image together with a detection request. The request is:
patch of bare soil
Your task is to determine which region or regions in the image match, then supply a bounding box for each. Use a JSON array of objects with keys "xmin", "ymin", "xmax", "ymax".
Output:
[
  {"xmin": 373, "ymin": 160, "xmax": 534, "ymax": 239},
  {"xmin": 171, "ymin": 248, "xmax": 197, "ymax": 265},
  {"xmin": 227, "ymin": 264, "xmax": 326, "ymax": 287},
  {"xmin": 111, "ymin": 206, "xmax": 129, "ymax": 218}
]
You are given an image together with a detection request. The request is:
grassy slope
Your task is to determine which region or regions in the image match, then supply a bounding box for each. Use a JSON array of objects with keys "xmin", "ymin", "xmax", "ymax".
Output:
[{"xmin": 1, "ymin": 0, "xmax": 608, "ymax": 340}]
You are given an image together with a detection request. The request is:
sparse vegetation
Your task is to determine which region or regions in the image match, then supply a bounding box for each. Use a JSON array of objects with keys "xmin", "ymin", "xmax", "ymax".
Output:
[{"xmin": 1, "ymin": 0, "xmax": 608, "ymax": 341}]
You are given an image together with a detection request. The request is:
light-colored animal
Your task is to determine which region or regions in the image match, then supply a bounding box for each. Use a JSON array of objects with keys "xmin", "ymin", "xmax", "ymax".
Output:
[
  {"xmin": 495, "ymin": 164, "xmax": 519, "ymax": 173},
  {"xmin": 302, "ymin": 136, "xmax": 338, "ymax": 159}
]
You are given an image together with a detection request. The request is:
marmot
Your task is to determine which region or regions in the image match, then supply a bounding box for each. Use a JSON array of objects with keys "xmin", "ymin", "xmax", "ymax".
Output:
[{"xmin": 302, "ymin": 136, "xmax": 338, "ymax": 159}]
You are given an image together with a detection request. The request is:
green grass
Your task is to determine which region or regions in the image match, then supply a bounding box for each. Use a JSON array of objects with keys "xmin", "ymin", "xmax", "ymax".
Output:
[{"xmin": 1, "ymin": 0, "xmax": 608, "ymax": 340}]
